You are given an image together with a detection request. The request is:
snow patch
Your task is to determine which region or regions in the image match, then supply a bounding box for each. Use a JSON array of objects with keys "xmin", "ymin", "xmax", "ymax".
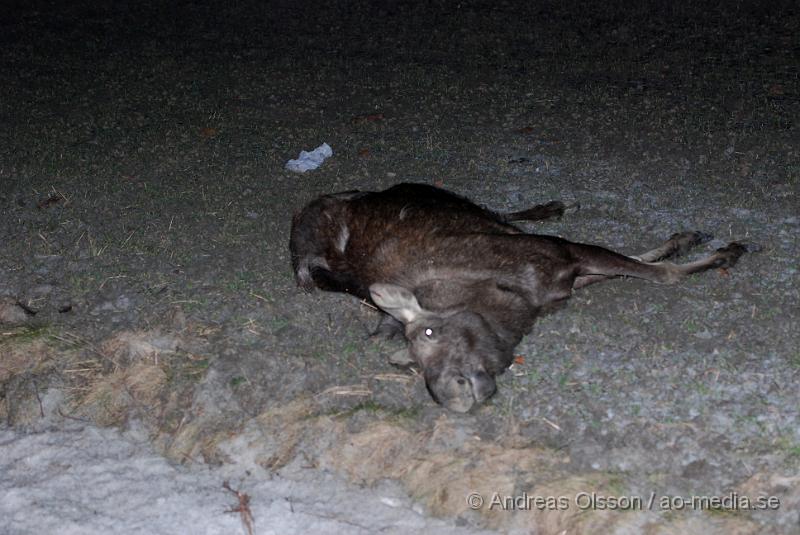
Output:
[{"xmin": 0, "ymin": 424, "xmax": 491, "ymax": 535}]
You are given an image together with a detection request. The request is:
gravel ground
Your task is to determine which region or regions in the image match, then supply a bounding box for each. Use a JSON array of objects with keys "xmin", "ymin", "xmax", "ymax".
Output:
[{"xmin": 1, "ymin": 1, "xmax": 798, "ymax": 533}]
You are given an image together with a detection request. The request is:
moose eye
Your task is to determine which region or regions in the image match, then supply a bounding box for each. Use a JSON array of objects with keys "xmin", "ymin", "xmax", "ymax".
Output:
[{"xmin": 424, "ymin": 328, "xmax": 434, "ymax": 337}]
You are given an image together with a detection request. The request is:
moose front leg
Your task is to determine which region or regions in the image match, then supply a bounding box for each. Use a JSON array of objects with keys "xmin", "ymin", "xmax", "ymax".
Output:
[{"xmin": 571, "ymin": 231, "xmax": 749, "ymax": 290}]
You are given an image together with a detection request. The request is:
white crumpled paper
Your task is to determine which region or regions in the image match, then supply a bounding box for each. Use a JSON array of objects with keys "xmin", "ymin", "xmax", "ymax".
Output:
[{"xmin": 285, "ymin": 143, "xmax": 333, "ymax": 173}]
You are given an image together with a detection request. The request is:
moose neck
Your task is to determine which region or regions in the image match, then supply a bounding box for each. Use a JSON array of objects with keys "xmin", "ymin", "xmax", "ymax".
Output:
[{"xmin": 411, "ymin": 275, "xmax": 540, "ymax": 353}]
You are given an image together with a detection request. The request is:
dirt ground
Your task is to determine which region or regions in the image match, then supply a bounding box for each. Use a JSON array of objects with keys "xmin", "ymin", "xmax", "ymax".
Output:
[{"xmin": 1, "ymin": 1, "xmax": 798, "ymax": 533}]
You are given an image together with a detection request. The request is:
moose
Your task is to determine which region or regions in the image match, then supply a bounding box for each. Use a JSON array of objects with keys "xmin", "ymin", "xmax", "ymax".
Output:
[{"xmin": 290, "ymin": 183, "xmax": 748, "ymax": 412}]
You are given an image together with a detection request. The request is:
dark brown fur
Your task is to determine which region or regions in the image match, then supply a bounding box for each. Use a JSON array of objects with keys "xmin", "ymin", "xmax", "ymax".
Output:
[{"xmin": 290, "ymin": 183, "xmax": 748, "ymax": 412}]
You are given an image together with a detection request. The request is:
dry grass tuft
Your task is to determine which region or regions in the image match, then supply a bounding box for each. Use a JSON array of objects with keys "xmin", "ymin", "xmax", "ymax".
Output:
[
  {"xmin": 1, "ymin": 326, "xmax": 65, "ymax": 423},
  {"xmin": 74, "ymin": 330, "xmax": 183, "ymax": 426},
  {"xmin": 236, "ymin": 400, "xmax": 764, "ymax": 534},
  {"xmin": 738, "ymin": 471, "xmax": 800, "ymax": 521},
  {"xmin": 1, "ymin": 324, "xmax": 202, "ymax": 433},
  {"xmin": 99, "ymin": 330, "xmax": 181, "ymax": 367},
  {"xmin": 0, "ymin": 333, "xmax": 53, "ymax": 383},
  {"xmin": 79, "ymin": 361, "xmax": 168, "ymax": 426},
  {"xmin": 252, "ymin": 399, "xmax": 318, "ymax": 470}
]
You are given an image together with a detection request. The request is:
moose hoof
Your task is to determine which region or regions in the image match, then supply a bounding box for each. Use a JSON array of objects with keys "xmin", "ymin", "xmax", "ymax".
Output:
[{"xmin": 715, "ymin": 242, "xmax": 749, "ymax": 268}]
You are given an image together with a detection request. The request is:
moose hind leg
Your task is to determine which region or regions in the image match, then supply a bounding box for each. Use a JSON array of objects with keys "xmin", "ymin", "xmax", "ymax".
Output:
[
  {"xmin": 573, "ymin": 231, "xmax": 714, "ymax": 288},
  {"xmin": 571, "ymin": 239, "xmax": 748, "ymax": 289}
]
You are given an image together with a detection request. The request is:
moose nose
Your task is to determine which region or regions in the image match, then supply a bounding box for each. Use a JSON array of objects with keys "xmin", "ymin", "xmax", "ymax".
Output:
[{"xmin": 468, "ymin": 370, "xmax": 496, "ymax": 402}]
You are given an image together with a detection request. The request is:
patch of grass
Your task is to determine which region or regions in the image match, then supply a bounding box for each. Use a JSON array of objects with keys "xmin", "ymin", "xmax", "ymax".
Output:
[
  {"xmin": 774, "ymin": 435, "xmax": 800, "ymax": 463},
  {"xmin": 704, "ymin": 505, "xmax": 743, "ymax": 518},
  {"xmin": 331, "ymin": 400, "xmax": 384, "ymax": 419},
  {"xmin": 169, "ymin": 355, "xmax": 211, "ymax": 383},
  {"xmin": 526, "ymin": 369, "xmax": 541, "ymax": 384},
  {"xmin": 178, "ymin": 298, "xmax": 210, "ymax": 314},
  {"xmin": 66, "ymin": 272, "xmax": 98, "ymax": 296},
  {"xmin": 269, "ymin": 317, "xmax": 290, "ymax": 332},
  {"xmin": 604, "ymin": 475, "xmax": 628, "ymax": 497},
  {"xmin": 309, "ymin": 349, "xmax": 326, "ymax": 361},
  {"xmin": 694, "ymin": 381, "xmax": 711, "ymax": 396},
  {"xmin": 389, "ymin": 406, "xmax": 422, "ymax": 421},
  {"xmin": 224, "ymin": 279, "xmax": 248, "ymax": 292},
  {"xmin": 223, "ymin": 270, "xmax": 261, "ymax": 292},
  {"xmin": 341, "ymin": 341, "xmax": 359, "ymax": 357},
  {"xmin": 557, "ymin": 373, "xmax": 569, "ymax": 388},
  {"xmin": 682, "ymin": 318, "xmax": 700, "ymax": 334},
  {"xmin": 586, "ymin": 382, "xmax": 602, "ymax": 396},
  {"xmin": 786, "ymin": 445, "xmax": 800, "ymax": 462},
  {"xmin": 0, "ymin": 324, "xmax": 54, "ymax": 344},
  {"xmin": 330, "ymin": 400, "xmax": 420, "ymax": 422}
]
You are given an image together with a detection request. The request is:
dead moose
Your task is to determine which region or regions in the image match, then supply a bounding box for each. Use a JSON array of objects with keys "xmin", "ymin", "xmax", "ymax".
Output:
[{"xmin": 290, "ymin": 183, "xmax": 748, "ymax": 412}]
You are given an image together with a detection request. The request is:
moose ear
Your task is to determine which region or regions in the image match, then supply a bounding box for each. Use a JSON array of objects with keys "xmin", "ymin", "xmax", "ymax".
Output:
[{"xmin": 369, "ymin": 283, "xmax": 425, "ymax": 324}]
